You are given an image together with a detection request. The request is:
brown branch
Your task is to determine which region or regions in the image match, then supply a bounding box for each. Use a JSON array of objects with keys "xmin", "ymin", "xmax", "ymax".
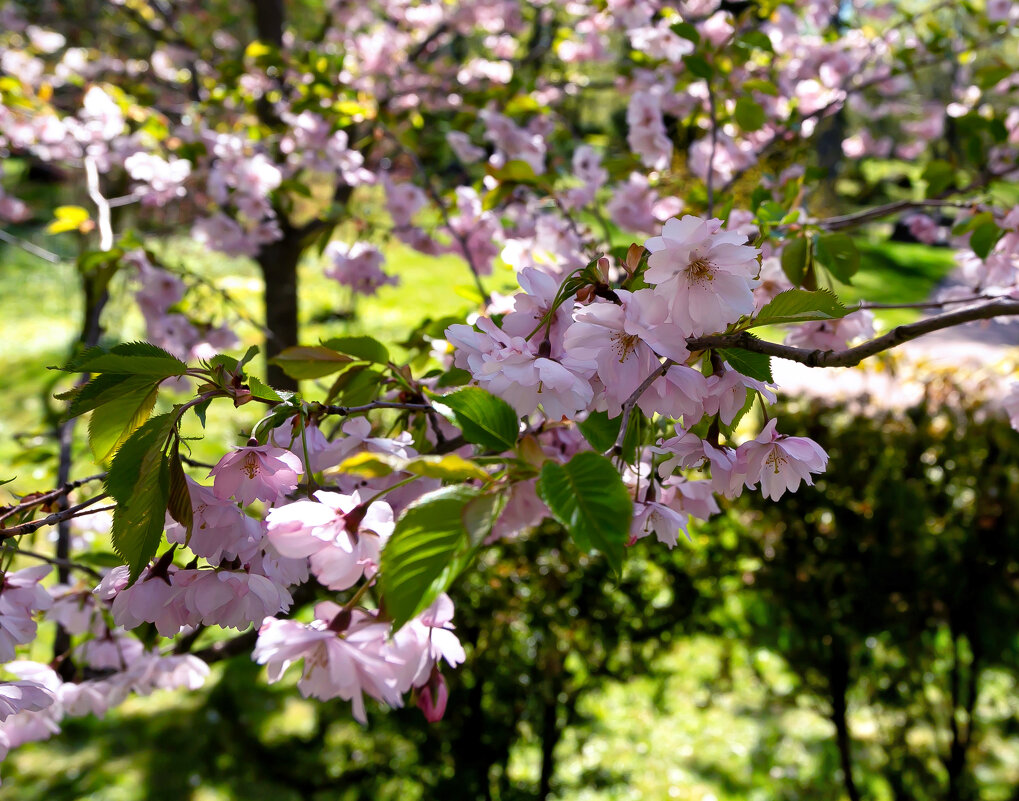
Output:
[
  {"xmin": 800, "ymin": 198, "xmax": 975, "ymax": 232},
  {"xmin": 0, "ymin": 229, "xmax": 63, "ymax": 263},
  {"xmin": 0, "ymin": 473, "xmax": 106, "ymax": 523},
  {"xmin": 610, "ymin": 359, "xmax": 673, "ymax": 455},
  {"xmin": 0, "ymin": 544, "xmax": 102, "ymax": 579},
  {"xmin": 0, "ymin": 496, "xmax": 112, "ymax": 540},
  {"xmin": 314, "ymin": 401, "xmax": 434, "ymax": 416},
  {"xmin": 686, "ymin": 299, "xmax": 1019, "ymax": 368}
]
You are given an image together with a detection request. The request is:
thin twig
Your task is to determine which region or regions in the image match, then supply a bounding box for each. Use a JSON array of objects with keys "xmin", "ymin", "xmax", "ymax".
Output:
[
  {"xmin": 686, "ymin": 299, "xmax": 1019, "ymax": 368},
  {"xmin": 610, "ymin": 359, "xmax": 674, "ymax": 455},
  {"xmin": 0, "ymin": 228, "xmax": 63, "ymax": 262},
  {"xmin": 0, "ymin": 544, "xmax": 102, "ymax": 579},
  {"xmin": 0, "ymin": 496, "xmax": 112, "ymax": 540},
  {"xmin": 799, "ymin": 198, "xmax": 976, "ymax": 232},
  {"xmin": 857, "ymin": 294, "xmax": 1001, "ymax": 311},
  {"xmin": 84, "ymin": 156, "xmax": 114, "ymax": 252},
  {"xmin": 315, "ymin": 401, "xmax": 434, "ymax": 416},
  {"xmin": 0, "ymin": 473, "xmax": 106, "ymax": 523}
]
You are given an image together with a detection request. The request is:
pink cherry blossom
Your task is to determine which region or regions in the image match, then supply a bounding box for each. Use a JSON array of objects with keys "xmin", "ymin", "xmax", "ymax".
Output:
[
  {"xmin": 324, "ymin": 241, "xmax": 398, "ymax": 296},
  {"xmin": 209, "ymin": 444, "xmax": 303, "ymax": 506},
  {"xmin": 741, "ymin": 419, "xmax": 828, "ymax": 500},
  {"xmin": 644, "ymin": 215, "xmax": 761, "ymax": 336},
  {"xmin": 0, "ymin": 682, "xmax": 54, "ymax": 722},
  {"xmin": 703, "ymin": 365, "xmax": 777, "ymax": 425},
  {"xmin": 165, "ymin": 476, "xmax": 263, "ymax": 564},
  {"xmin": 416, "ymin": 669, "xmax": 449, "ymax": 722},
  {"xmin": 176, "ymin": 569, "xmax": 292, "ymax": 630},
  {"xmin": 783, "ymin": 310, "xmax": 875, "ymax": 352},
  {"xmin": 627, "ymin": 90, "xmax": 672, "ymax": 170},
  {"xmin": 446, "ymin": 316, "xmax": 594, "ymax": 419},
  {"xmin": 254, "ymin": 604, "xmax": 405, "ymax": 723},
  {"xmin": 447, "ymin": 131, "xmax": 486, "ymax": 163},
  {"xmin": 0, "ymin": 565, "xmax": 53, "ymax": 662},
  {"xmin": 266, "ymin": 490, "xmax": 394, "ymax": 591}
]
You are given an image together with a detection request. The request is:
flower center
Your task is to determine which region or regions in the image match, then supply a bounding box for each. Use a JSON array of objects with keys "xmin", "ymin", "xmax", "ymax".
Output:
[
  {"xmin": 241, "ymin": 452, "xmax": 261, "ymax": 479},
  {"xmin": 612, "ymin": 331, "xmax": 640, "ymax": 363},
  {"xmin": 764, "ymin": 449, "xmax": 788, "ymax": 474},
  {"xmin": 686, "ymin": 256, "xmax": 714, "ymax": 285}
]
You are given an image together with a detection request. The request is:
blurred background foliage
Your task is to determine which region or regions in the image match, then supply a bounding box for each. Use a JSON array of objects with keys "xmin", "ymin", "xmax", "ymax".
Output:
[{"xmin": 6, "ymin": 373, "xmax": 1019, "ymax": 801}]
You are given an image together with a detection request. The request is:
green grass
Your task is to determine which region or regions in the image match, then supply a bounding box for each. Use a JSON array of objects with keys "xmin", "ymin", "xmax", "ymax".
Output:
[{"xmin": 838, "ymin": 239, "xmax": 959, "ymax": 329}]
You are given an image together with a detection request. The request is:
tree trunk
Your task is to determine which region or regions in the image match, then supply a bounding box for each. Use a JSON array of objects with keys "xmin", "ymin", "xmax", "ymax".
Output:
[
  {"xmin": 829, "ymin": 638, "xmax": 861, "ymax": 801},
  {"xmin": 253, "ymin": 0, "xmax": 285, "ymax": 46},
  {"xmin": 257, "ymin": 225, "xmax": 302, "ymax": 391},
  {"xmin": 538, "ymin": 690, "xmax": 564, "ymax": 800}
]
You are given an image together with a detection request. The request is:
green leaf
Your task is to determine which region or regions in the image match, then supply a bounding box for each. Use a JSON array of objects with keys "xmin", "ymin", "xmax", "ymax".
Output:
[
  {"xmin": 330, "ymin": 367, "xmax": 383, "ymax": 406},
  {"xmin": 718, "ymin": 337, "xmax": 774, "ymax": 383},
  {"xmin": 166, "ymin": 439, "xmax": 193, "ymax": 541},
  {"xmin": 379, "ymin": 486, "xmax": 483, "ymax": 630},
  {"xmin": 535, "ymin": 452, "xmax": 632, "ymax": 575},
  {"xmin": 334, "ymin": 452, "xmax": 490, "ymax": 482},
  {"xmin": 0, "ymin": 477, "xmax": 15, "ymax": 487},
  {"xmin": 742, "ymin": 78, "xmax": 778, "ymax": 96},
  {"xmin": 74, "ymin": 551, "xmax": 125, "ymax": 569},
  {"xmin": 747, "ymin": 288, "xmax": 850, "ymax": 328},
  {"xmin": 59, "ymin": 373, "xmax": 141, "ymax": 419},
  {"xmin": 106, "ymin": 414, "xmax": 176, "ymax": 582},
  {"xmin": 669, "ymin": 21, "xmax": 699, "ymax": 43},
  {"xmin": 488, "ymin": 159, "xmax": 539, "ymax": 185},
  {"xmin": 952, "ymin": 211, "xmax": 995, "ymax": 236},
  {"xmin": 577, "ymin": 411, "xmax": 620, "ymax": 453},
  {"xmin": 682, "ymin": 54, "xmax": 713, "ymax": 79},
  {"xmin": 104, "ymin": 412, "xmax": 177, "ymax": 503},
  {"xmin": 970, "ymin": 221, "xmax": 1004, "ymax": 260},
  {"xmin": 433, "ymin": 387, "xmax": 520, "ymax": 452},
  {"xmin": 88, "ymin": 380, "xmax": 160, "ymax": 462},
  {"xmin": 734, "ymin": 97, "xmax": 766, "ymax": 132},
  {"xmin": 780, "ymin": 236, "xmax": 810, "ymax": 286},
  {"xmin": 577, "ymin": 410, "xmax": 645, "ymax": 462},
  {"xmin": 435, "ymin": 367, "xmax": 471, "ymax": 388},
  {"xmin": 815, "ymin": 233, "xmax": 860, "ymax": 283},
  {"xmin": 975, "ymin": 64, "xmax": 1011, "ymax": 90},
  {"xmin": 320, "ymin": 335, "xmax": 390, "ymax": 365},
  {"xmin": 246, "ymin": 375, "xmax": 283, "ymax": 402},
  {"xmin": 270, "ymin": 346, "xmax": 353, "ymax": 380},
  {"xmin": 737, "ymin": 31, "xmax": 773, "ymax": 52},
  {"xmin": 922, "ymin": 160, "xmax": 955, "ymax": 197},
  {"xmin": 61, "ymin": 342, "xmax": 187, "ymax": 377}
]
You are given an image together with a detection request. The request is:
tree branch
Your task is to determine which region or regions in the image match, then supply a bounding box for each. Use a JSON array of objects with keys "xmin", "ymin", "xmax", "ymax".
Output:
[
  {"xmin": 0, "ymin": 473, "xmax": 106, "ymax": 523},
  {"xmin": 686, "ymin": 299, "xmax": 1019, "ymax": 368},
  {"xmin": 0, "ymin": 545, "xmax": 102, "ymax": 579},
  {"xmin": 314, "ymin": 401, "xmax": 434, "ymax": 416},
  {"xmin": 0, "ymin": 496, "xmax": 112, "ymax": 540},
  {"xmin": 610, "ymin": 360, "xmax": 673, "ymax": 455}
]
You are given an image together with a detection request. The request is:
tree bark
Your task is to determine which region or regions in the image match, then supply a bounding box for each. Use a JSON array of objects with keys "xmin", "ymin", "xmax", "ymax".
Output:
[
  {"xmin": 538, "ymin": 679, "xmax": 563, "ymax": 800},
  {"xmin": 257, "ymin": 224, "xmax": 302, "ymax": 391},
  {"xmin": 253, "ymin": 0, "xmax": 285, "ymax": 46},
  {"xmin": 829, "ymin": 638, "xmax": 861, "ymax": 801}
]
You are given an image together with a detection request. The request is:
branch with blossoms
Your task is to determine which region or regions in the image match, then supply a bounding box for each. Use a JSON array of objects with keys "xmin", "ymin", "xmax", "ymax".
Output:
[{"xmin": 687, "ymin": 298, "xmax": 1019, "ymax": 368}]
